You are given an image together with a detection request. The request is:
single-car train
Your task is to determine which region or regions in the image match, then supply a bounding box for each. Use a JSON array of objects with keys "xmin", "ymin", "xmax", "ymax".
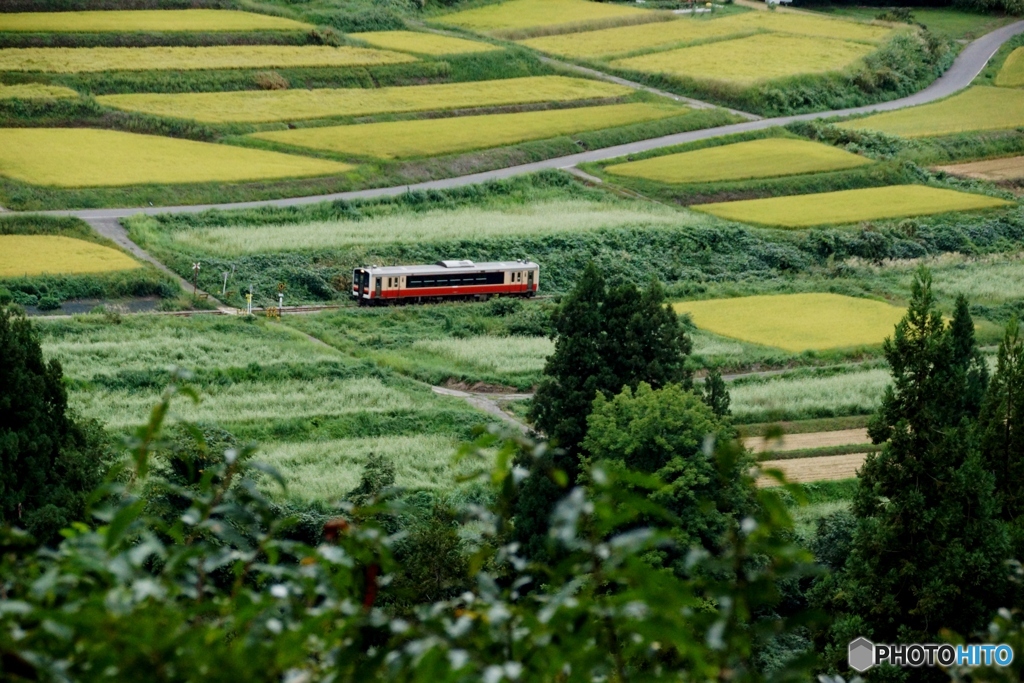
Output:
[{"xmin": 352, "ymin": 260, "xmax": 538, "ymax": 305}]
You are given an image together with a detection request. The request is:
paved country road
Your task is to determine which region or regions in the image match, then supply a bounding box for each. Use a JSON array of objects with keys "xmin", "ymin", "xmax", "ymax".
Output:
[{"xmin": 20, "ymin": 19, "xmax": 1024, "ymax": 222}]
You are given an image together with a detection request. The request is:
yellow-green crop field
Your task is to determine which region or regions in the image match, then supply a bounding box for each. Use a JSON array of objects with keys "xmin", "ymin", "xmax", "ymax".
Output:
[
  {"xmin": 0, "ymin": 9, "xmax": 311, "ymax": 33},
  {"xmin": 250, "ymin": 102, "xmax": 683, "ymax": 159},
  {"xmin": 352, "ymin": 30, "xmax": 498, "ymax": 55},
  {"xmin": 0, "ymin": 45, "xmax": 415, "ymax": 73},
  {"xmin": 437, "ymin": 0, "xmax": 650, "ymax": 33},
  {"xmin": 0, "ymin": 83, "xmax": 78, "ymax": 99},
  {"xmin": 836, "ymin": 87, "xmax": 1024, "ymax": 137},
  {"xmin": 0, "ymin": 236, "xmax": 141, "ymax": 278},
  {"xmin": 96, "ymin": 75, "xmax": 630, "ymax": 124},
  {"xmin": 519, "ymin": 11, "xmax": 894, "ymax": 60},
  {"xmin": 995, "ymin": 47, "xmax": 1024, "ymax": 87},
  {"xmin": 611, "ymin": 33, "xmax": 875, "ymax": 86},
  {"xmin": 0, "ymin": 128, "xmax": 352, "ymax": 187},
  {"xmin": 673, "ymin": 293, "xmax": 906, "ymax": 352},
  {"xmin": 935, "ymin": 155, "xmax": 1024, "ymax": 182},
  {"xmin": 693, "ymin": 185, "xmax": 1013, "ymax": 228},
  {"xmin": 605, "ymin": 138, "xmax": 872, "ymax": 184}
]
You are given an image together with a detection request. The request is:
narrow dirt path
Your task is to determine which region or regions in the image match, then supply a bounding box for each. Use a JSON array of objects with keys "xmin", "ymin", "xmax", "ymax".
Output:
[
  {"xmin": 744, "ymin": 428, "xmax": 869, "ymax": 453},
  {"xmin": 758, "ymin": 452, "xmax": 866, "ymax": 485},
  {"xmin": 431, "ymin": 386, "xmax": 532, "ymax": 433}
]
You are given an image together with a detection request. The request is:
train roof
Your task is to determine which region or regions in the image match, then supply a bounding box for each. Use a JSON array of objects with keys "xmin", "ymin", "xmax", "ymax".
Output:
[{"xmin": 358, "ymin": 260, "xmax": 538, "ymax": 276}]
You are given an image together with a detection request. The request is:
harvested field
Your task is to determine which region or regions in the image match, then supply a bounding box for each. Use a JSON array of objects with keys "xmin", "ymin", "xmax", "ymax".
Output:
[
  {"xmin": 0, "ymin": 235, "xmax": 140, "ymax": 277},
  {"xmin": 0, "ymin": 10, "xmax": 310, "ymax": 33},
  {"xmin": 0, "ymin": 128, "xmax": 352, "ymax": 187},
  {"xmin": 996, "ymin": 46, "xmax": 1024, "ymax": 87},
  {"xmin": 673, "ymin": 293, "xmax": 906, "ymax": 352},
  {"xmin": 744, "ymin": 428, "xmax": 869, "ymax": 453},
  {"xmin": 520, "ymin": 11, "xmax": 894, "ymax": 59},
  {"xmin": 437, "ymin": 0, "xmax": 652, "ymax": 34},
  {"xmin": 352, "ymin": 30, "xmax": 499, "ymax": 55},
  {"xmin": 249, "ymin": 102, "xmax": 683, "ymax": 159},
  {"xmin": 611, "ymin": 33, "xmax": 875, "ymax": 86},
  {"xmin": 604, "ymin": 138, "xmax": 872, "ymax": 184},
  {"xmin": 759, "ymin": 453, "xmax": 865, "ymax": 485},
  {"xmin": 836, "ymin": 86, "xmax": 1024, "ymax": 137},
  {"xmin": 693, "ymin": 185, "xmax": 1012, "ymax": 228},
  {"xmin": 0, "ymin": 83, "xmax": 77, "ymax": 99},
  {"xmin": 96, "ymin": 75, "xmax": 630, "ymax": 124},
  {"xmin": 935, "ymin": 155, "xmax": 1024, "ymax": 182},
  {"xmin": 0, "ymin": 45, "xmax": 415, "ymax": 73}
]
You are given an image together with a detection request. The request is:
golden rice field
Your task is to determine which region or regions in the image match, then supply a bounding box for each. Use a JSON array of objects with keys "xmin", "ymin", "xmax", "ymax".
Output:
[
  {"xmin": 935, "ymin": 155, "xmax": 1024, "ymax": 182},
  {"xmin": 0, "ymin": 83, "xmax": 78, "ymax": 99},
  {"xmin": 96, "ymin": 75, "xmax": 630, "ymax": 124},
  {"xmin": 250, "ymin": 102, "xmax": 683, "ymax": 159},
  {"xmin": 0, "ymin": 128, "xmax": 352, "ymax": 187},
  {"xmin": 0, "ymin": 45, "xmax": 415, "ymax": 73},
  {"xmin": 995, "ymin": 47, "xmax": 1024, "ymax": 87},
  {"xmin": 519, "ymin": 11, "xmax": 894, "ymax": 60},
  {"xmin": 673, "ymin": 293, "xmax": 906, "ymax": 352},
  {"xmin": 352, "ymin": 30, "xmax": 498, "ymax": 55},
  {"xmin": 437, "ymin": 0, "xmax": 650, "ymax": 33},
  {"xmin": 693, "ymin": 185, "xmax": 1012, "ymax": 228},
  {"xmin": 604, "ymin": 138, "xmax": 873, "ymax": 184},
  {"xmin": 0, "ymin": 236, "xmax": 141, "ymax": 278},
  {"xmin": 611, "ymin": 33, "xmax": 875, "ymax": 86},
  {"xmin": 0, "ymin": 9, "xmax": 311, "ymax": 32},
  {"xmin": 836, "ymin": 87, "xmax": 1024, "ymax": 137}
]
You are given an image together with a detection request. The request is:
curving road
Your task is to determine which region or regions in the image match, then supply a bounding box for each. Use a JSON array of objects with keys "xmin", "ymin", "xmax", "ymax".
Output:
[{"xmin": 26, "ymin": 19, "xmax": 1024, "ymax": 221}]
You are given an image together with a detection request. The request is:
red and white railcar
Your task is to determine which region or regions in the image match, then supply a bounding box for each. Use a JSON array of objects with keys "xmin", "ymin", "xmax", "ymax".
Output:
[{"xmin": 352, "ymin": 260, "xmax": 538, "ymax": 305}]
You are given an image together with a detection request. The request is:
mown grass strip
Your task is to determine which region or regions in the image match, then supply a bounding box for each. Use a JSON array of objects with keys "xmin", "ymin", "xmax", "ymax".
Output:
[
  {"xmin": 611, "ymin": 32, "xmax": 875, "ymax": 86},
  {"xmin": 352, "ymin": 30, "xmax": 499, "ymax": 55},
  {"xmin": 249, "ymin": 102, "xmax": 684, "ymax": 159},
  {"xmin": 674, "ymin": 293, "xmax": 906, "ymax": 352},
  {"xmin": 0, "ymin": 128, "xmax": 353, "ymax": 187},
  {"xmin": 0, "ymin": 82, "xmax": 78, "ymax": 99},
  {"xmin": 437, "ymin": 0, "xmax": 652, "ymax": 34},
  {"xmin": 995, "ymin": 46, "xmax": 1024, "ymax": 87},
  {"xmin": 95, "ymin": 75, "xmax": 631, "ymax": 124},
  {"xmin": 837, "ymin": 86, "xmax": 1024, "ymax": 137},
  {"xmin": 693, "ymin": 185, "xmax": 1013, "ymax": 228},
  {"xmin": 0, "ymin": 10, "xmax": 311, "ymax": 33},
  {"xmin": 519, "ymin": 11, "xmax": 894, "ymax": 60},
  {"xmin": 605, "ymin": 138, "xmax": 873, "ymax": 184},
  {"xmin": 0, "ymin": 45, "xmax": 415, "ymax": 73},
  {"xmin": 0, "ymin": 235, "xmax": 141, "ymax": 277}
]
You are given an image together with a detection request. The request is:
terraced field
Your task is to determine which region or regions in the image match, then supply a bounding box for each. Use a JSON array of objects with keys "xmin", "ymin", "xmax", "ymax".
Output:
[
  {"xmin": 520, "ymin": 11, "xmax": 895, "ymax": 60},
  {"xmin": 673, "ymin": 293, "xmax": 906, "ymax": 352},
  {"xmin": 995, "ymin": 46, "xmax": 1024, "ymax": 87},
  {"xmin": 0, "ymin": 235, "xmax": 141, "ymax": 277},
  {"xmin": 95, "ymin": 75, "xmax": 630, "ymax": 124},
  {"xmin": 250, "ymin": 102, "xmax": 684, "ymax": 159},
  {"xmin": 604, "ymin": 138, "xmax": 873, "ymax": 184},
  {"xmin": 352, "ymin": 30, "xmax": 499, "ymax": 55},
  {"xmin": 693, "ymin": 185, "xmax": 1012, "ymax": 228},
  {"xmin": 935, "ymin": 156, "xmax": 1024, "ymax": 182},
  {"xmin": 0, "ymin": 128, "xmax": 352, "ymax": 187},
  {"xmin": 611, "ymin": 33, "xmax": 876, "ymax": 86},
  {"xmin": 0, "ymin": 45, "xmax": 415, "ymax": 73},
  {"xmin": 0, "ymin": 9, "xmax": 311, "ymax": 32},
  {"xmin": 436, "ymin": 0, "xmax": 654, "ymax": 36},
  {"xmin": 837, "ymin": 86, "xmax": 1024, "ymax": 137}
]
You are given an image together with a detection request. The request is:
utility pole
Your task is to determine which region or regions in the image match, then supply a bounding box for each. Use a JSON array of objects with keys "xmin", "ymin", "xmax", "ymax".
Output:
[{"xmin": 191, "ymin": 262, "xmax": 200, "ymax": 298}]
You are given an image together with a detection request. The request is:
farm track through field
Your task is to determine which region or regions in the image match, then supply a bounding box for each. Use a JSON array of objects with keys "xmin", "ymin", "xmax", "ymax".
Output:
[
  {"xmin": 758, "ymin": 452, "xmax": 866, "ymax": 485},
  {"xmin": 25, "ymin": 19, "xmax": 1024, "ymax": 223}
]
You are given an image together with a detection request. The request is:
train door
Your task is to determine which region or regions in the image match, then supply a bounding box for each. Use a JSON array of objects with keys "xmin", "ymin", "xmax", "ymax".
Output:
[
  {"xmin": 375, "ymin": 277, "xmax": 381, "ymax": 299},
  {"xmin": 527, "ymin": 269, "xmax": 534, "ymax": 293}
]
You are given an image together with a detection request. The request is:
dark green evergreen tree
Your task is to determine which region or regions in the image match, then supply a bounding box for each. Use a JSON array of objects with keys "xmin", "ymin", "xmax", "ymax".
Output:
[
  {"xmin": 823, "ymin": 271, "xmax": 1008, "ymax": 677},
  {"xmin": 950, "ymin": 294, "xmax": 989, "ymax": 420},
  {"xmin": 979, "ymin": 318, "xmax": 1024, "ymax": 532},
  {"xmin": 0, "ymin": 306, "xmax": 104, "ymax": 544},
  {"xmin": 702, "ymin": 368, "xmax": 731, "ymax": 418}
]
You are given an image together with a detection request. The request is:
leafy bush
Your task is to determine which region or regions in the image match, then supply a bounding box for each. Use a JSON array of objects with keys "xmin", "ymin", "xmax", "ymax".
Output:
[{"xmin": 252, "ymin": 69, "xmax": 289, "ymax": 90}]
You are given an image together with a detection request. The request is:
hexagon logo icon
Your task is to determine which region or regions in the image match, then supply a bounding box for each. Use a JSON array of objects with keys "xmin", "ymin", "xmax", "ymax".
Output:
[{"xmin": 848, "ymin": 637, "xmax": 875, "ymax": 673}]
